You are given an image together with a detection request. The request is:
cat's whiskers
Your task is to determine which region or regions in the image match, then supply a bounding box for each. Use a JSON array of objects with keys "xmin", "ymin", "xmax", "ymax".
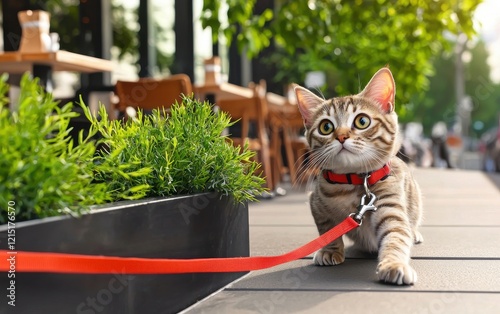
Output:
[
  {"xmin": 342, "ymin": 140, "xmax": 386, "ymax": 173},
  {"xmin": 293, "ymin": 146, "xmax": 333, "ymax": 187},
  {"xmin": 358, "ymin": 150, "xmax": 385, "ymax": 173},
  {"xmin": 292, "ymin": 148, "xmax": 322, "ymax": 186},
  {"xmin": 310, "ymin": 146, "xmax": 335, "ymax": 169}
]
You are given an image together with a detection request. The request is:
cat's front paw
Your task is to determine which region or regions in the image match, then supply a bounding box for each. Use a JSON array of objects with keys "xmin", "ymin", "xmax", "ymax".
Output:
[
  {"xmin": 313, "ymin": 249, "xmax": 345, "ymax": 266},
  {"xmin": 377, "ymin": 260, "xmax": 417, "ymax": 285}
]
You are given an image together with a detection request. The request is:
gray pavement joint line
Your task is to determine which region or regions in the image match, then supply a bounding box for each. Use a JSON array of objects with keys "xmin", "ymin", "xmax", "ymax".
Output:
[
  {"xmin": 410, "ymin": 257, "xmax": 500, "ymax": 260},
  {"xmin": 178, "ymin": 271, "xmax": 254, "ymax": 314},
  {"xmin": 225, "ymin": 288, "xmax": 500, "ymax": 294},
  {"xmin": 420, "ymin": 225, "xmax": 500, "ymax": 228},
  {"xmin": 420, "ymin": 225, "xmax": 500, "ymax": 227},
  {"xmin": 249, "ymin": 224, "xmax": 500, "ymax": 228},
  {"xmin": 298, "ymin": 257, "xmax": 500, "ymax": 261}
]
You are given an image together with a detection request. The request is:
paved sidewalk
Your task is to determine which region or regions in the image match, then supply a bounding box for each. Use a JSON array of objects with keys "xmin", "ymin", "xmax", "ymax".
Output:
[{"xmin": 185, "ymin": 168, "xmax": 500, "ymax": 314}]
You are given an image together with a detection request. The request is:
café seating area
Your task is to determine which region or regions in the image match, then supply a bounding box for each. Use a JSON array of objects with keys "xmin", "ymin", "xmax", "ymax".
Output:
[
  {"xmin": 0, "ymin": 8, "xmax": 312, "ymax": 194},
  {"xmin": 82, "ymin": 70, "xmax": 311, "ymax": 193},
  {"xmin": 109, "ymin": 71, "xmax": 311, "ymax": 193}
]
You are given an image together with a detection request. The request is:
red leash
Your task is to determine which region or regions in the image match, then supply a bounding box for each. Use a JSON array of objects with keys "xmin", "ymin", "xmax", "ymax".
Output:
[{"xmin": 0, "ymin": 217, "xmax": 359, "ymax": 274}]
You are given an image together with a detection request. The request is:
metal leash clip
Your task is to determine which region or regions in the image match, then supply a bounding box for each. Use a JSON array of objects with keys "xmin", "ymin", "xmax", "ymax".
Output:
[
  {"xmin": 350, "ymin": 174, "xmax": 378, "ymax": 224},
  {"xmin": 351, "ymin": 193, "xmax": 377, "ymax": 224}
]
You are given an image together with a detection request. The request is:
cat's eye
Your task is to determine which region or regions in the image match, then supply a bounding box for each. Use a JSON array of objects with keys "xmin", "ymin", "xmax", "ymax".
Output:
[
  {"xmin": 318, "ymin": 120, "xmax": 334, "ymax": 135},
  {"xmin": 353, "ymin": 114, "xmax": 371, "ymax": 130}
]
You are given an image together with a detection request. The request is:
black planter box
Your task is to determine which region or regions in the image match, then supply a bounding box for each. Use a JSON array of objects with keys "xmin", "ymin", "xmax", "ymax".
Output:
[{"xmin": 0, "ymin": 193, "xmax": 249, "ymax": 314}]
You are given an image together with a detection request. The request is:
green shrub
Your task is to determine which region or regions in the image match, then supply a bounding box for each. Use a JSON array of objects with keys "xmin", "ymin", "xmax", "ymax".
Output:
[
  {"xmin": 0, "ymin": 75, "xmax": 109, "ymax": 223},
  {"xmin": 83, "ymin": 97, "xmax": 266, "ymax": 203}
]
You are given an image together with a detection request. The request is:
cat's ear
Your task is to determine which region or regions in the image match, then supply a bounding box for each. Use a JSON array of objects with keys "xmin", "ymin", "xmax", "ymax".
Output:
[
  {"xmin": 360, "ymin": 67, "xmax": 396, "ymax": 113},
  {"xmin": 293, "ymin": 84, "xmax": 324, "ymax": 127}
]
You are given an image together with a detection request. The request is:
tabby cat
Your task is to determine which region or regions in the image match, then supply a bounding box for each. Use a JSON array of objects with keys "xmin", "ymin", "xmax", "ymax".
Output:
[{"xmin": 294, "ymin": 68, "xmax": 423, "ymax": 285}]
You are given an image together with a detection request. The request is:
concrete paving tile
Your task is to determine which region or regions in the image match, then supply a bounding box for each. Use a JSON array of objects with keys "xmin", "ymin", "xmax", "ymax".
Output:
[
  {"xmin": 413, "ymin": 168, "xmax": 496, "ymax": 186},
  {"xmin": 248, "ymin": 180, "xmax": 500, "ymax": 228},
  {"xmin": 185, "ymin": 290, "xmax": 500, "ymax": 314},
  {"xmin": 249, "ymin": 226, "xmax": 318, "ymax": 256},
  {"xmin": 229, "ymin": 259, "xmax": 500, "ymax": 292},
  {"xmin": 249, "ymin": 197, "xmax": 500, "ymax": 226},
  {"xmin": 422, "ymin": 207, "xmax": 500, "ymax": 226},
  {"xmin": 423, "ymin": 198, "xmax": 500, "ymax": 208},
  {"xmin": 422, "ymin": 189, "xmax": 500, "ymax": 197},
  {"xmin": 415, "ymin": 170, "xmax": 500, "ymax": 208},
  {"xmin": 249, "ymin": 202, "xmax": 314, "ymax": 226},
  {"xmin": 249, "ymin": 226, "xmax": 500, "ymax": 258},
  {"xmin": 412, "ymin": 226, "xmax": 500, "ymax": 258},
  {"xmin": 251, "ymin": 191, "xmax": 310, "ymax": 208},
  {"xmin": 250, "ymin": 205, "xmax": 500, "ymax": 226}
]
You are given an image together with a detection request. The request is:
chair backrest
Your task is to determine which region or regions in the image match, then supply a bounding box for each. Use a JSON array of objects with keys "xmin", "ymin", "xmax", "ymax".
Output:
[
  {"xmin": 216, "ymin": 85, "xmax": 274, "ymax": 190},
  {"xmin": 215, "ymin": 87, "xmax": 268, "ymax": 145},
  {"xmin": 284, "ymin": 104, "xmax": 306, "ymax": 134},
  {"xmin": 114, "ymin": 74, "xmax": 192, "ymax": 112}
]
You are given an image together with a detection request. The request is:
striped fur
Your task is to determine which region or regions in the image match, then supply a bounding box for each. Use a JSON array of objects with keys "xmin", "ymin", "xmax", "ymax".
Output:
[{"xmin": 294, "ymin": 68, "xmax": 423, "ymax": 285}]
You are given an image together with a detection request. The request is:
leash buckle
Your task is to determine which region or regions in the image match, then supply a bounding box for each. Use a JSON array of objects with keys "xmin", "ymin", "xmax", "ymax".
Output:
[{"xmin": 351, "ymin": 192, "xmax": 377, "ymax": 224}]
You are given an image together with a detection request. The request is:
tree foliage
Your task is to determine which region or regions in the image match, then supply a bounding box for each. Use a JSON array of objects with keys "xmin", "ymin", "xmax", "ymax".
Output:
[
  {"xmin": 464, "ymin": 40, "xmax": 500, "ymax": 135},
  {"xmin": 410, "ymin": 50, "xmax": 456, "ymax": 133},
  {"xmin": 411, "ymin": 40, "xmax": 500, "ymax": 136},
  {"xmin": 202, "ymin": 0, "xmax": 482, "ymax": 114}
]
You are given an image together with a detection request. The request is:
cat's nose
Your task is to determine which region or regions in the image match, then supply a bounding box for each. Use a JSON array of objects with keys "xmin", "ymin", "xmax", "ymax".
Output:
[{"xmin": 337, "ymin": 134, "xmax": 349, "ymax": 143}]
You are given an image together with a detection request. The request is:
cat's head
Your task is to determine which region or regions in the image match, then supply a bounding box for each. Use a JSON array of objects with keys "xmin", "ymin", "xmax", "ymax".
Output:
[{"xmin": 294, "ymin": 67, "xmax": 399, "ymax": 174}]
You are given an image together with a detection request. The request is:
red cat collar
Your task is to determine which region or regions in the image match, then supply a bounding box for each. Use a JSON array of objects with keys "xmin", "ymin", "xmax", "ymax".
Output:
[{"xmin": 323, "ymin": 164, "xmax": 390, "ymax": 186}]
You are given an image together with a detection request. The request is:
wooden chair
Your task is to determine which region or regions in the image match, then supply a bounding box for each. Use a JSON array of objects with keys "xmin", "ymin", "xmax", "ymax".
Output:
[
  {"xmin": 248, "ymin": 80, "xmax": 288, "ymax": 190},
  {"xmin": 252, "ymin": 80, "xmax": 308, "ymax": 187},
  {"xmin": 282, "ymin": 104, "xmax": 311, "ymax": 184},
  {"xmin": 267, "ymin": 102, "xmax": 288, "ymax": 188},
  {"xmin": 215, "ymin": 86, "xmax": 274, "ymax": 191},
  {"xmin": 114, "ymin": 74, "xmax": 192, "ymax": 119},
  {"xmin": 266, "ymin": 102, "xmax": 310, "ymax": 185}
]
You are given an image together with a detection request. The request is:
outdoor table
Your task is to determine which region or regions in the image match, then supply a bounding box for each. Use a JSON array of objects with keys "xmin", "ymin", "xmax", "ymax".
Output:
[
  {"xmin": 194, "ymin": 82, "xmax": 293, "ymax": 107},
  {"xmin": 266, "ymin": 91, "xmax": 291, "ymax": 106},
  {"xmin": 0, "ymin": 50, "xmax": 113, "ymax": 90},
  {"xmin": 194, "ymin": 82, "xmax": 254, "ymax": 102}
]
